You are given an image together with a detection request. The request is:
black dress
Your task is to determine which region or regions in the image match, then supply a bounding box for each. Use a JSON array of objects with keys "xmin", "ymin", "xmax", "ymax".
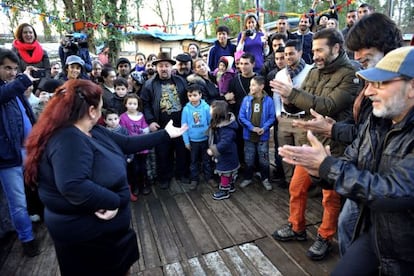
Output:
[{"xmin": 38, "ymin": 125, "xmax": 170, "ymax": 276}]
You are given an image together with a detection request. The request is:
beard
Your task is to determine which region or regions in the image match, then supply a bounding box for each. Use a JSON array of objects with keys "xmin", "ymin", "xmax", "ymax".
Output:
[{"xmin": 146, "ymin": 68, "xmax": 155, "ymax": 75}]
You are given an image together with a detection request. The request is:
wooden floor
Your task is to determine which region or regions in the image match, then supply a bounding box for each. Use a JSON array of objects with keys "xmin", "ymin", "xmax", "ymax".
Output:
[{"xmin": 0, "ymin": 177, "xmax": 340, "ymax": 276}]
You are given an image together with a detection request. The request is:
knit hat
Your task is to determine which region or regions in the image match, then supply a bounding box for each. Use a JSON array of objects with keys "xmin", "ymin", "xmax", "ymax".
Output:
[
  {"xmin": 356, "ymin": 46, "xmax": 414, "ymax": 82},
  {"xmin": 219, "ymin": 56, "xmax": 229, "ymax": 68},
  {"xmin": 116, "ymin": 57, "xmax": 131, "ymax": 68}
]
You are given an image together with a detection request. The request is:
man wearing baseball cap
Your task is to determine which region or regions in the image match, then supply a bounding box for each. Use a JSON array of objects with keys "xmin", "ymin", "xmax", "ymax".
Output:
[{"xmin": 277, "ymin": 46, "xmax": 414, "ymax": 275}]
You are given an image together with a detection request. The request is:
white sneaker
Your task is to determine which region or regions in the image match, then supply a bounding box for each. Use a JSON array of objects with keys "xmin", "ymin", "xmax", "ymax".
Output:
[
  {"xmin": 262, "ymin": 179, "xmax": 273, "ymax": 191},
  {"xmin": 29, "ymin": 214, "xmax": 41, "ymax": 222},
  {"xmin": 239, "ymin": 179, "xmax": 252, "ymax": 188}
]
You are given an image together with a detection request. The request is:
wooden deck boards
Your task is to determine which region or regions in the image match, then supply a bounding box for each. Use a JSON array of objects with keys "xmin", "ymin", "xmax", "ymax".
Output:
[{"xmin": 0, "ymin": 178, "xmax": 340, "ymax": 275}]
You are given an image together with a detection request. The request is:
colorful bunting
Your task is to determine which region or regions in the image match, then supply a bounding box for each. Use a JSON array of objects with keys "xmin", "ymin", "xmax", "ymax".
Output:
[{"xmin": 0, "ymin": 1, "xmax": 355, "ymax": 34}]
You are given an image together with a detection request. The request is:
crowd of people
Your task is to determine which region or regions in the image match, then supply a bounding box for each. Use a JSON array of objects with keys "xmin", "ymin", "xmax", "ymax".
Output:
[{"xmin": 1, "ymin": 1, "xmax": 414, "ymax": 275}]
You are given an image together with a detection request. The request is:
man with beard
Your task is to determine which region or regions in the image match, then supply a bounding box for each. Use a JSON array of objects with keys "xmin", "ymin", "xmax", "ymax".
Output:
[
  {"xmin": 270, "ymin": 28, "xmax": 360, "ymax": 261},
  {"xmin": 342, "ymin": 10, "xmax": 358, "ymax": 59},
  {"xmin": 278, "ymin": 46, "xmax": 414, "ymax": 276},
  {"xmin": 140, "ymin": 52, "xmax": 189, "ymax": 189},
  {"xmin": 174, "ymin": 53, "xmax": 193, "ymax": 79},
  {"xmin": 291, "ymin": 13, "xmax": 403, "ymax": 256},
  {"xmin": 291, "ymin": 14, "xmax": 313, "ymax": 65},
  {"xmin": 144, "ymin": 61, "xmax": 156, "ymax": 80}
]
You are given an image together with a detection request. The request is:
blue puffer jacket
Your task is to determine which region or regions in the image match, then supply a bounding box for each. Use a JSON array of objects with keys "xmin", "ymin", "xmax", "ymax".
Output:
[
  {"xmin": 238, "ymin": 94, "xmax": 275, "ymax": 142},
  {"xmin": 208, "ymin": 112, "xmax": 240, "ymax": 173},
  {"xmin": 0, "ymin": 74, "xmax": 35, "ymax": 169}
]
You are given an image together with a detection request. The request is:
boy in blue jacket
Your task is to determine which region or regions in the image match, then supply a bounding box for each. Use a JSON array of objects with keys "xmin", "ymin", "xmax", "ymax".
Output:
[
  {"xmin": 181, "ymin": 84, "xmax": 213, "ymax": 190},
  {"xmin": 238, "ymin": 75, "xmax": 275, "ymax": 191}
]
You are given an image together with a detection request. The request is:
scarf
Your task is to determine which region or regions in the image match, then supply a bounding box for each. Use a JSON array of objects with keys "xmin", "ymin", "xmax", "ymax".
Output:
[
  {"xmin": 13, "ymin": 39, "xmax": 44, "ymax": 64},
  {"xmin": 287, "ymin": 58, "xmax": 306, "ymax": 79}
]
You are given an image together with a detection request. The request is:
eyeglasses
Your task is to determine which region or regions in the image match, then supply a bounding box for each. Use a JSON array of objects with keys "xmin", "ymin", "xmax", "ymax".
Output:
[{"xmin": 367, "ymin": 78, "xmax": 407, "ymax": 89}]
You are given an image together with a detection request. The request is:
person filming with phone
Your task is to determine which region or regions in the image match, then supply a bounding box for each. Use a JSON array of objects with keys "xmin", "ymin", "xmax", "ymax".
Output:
[{"xmin": 0, "ymin": 47, "xmax": 40, "ymax": 257}]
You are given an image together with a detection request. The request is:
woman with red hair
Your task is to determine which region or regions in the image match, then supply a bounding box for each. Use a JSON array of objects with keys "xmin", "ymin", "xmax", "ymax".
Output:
[
  {"xmin": 12, "ymin": 23, "xmax": 50, "ymax": 74},
  {"xmin": 24, "ymin": 79, "xmax": 187, "ymax": 275}
]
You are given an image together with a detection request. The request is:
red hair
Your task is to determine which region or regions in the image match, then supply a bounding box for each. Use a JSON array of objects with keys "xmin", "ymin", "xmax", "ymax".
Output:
[{"xmin": 25, "ymin": 79, "xmax": 102, "ymax": 186}]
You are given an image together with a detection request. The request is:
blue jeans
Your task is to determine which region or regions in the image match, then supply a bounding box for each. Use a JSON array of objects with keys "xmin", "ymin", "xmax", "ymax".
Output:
[
  {"xmin": 0, "ymin": 166, "xmax": 34, "ymax": 242},
  {"xmin": 338, "ymin": 199, "xmax": 359, "ymax": 256},
  {"xmin": 243, "ymin": 140, "xmax": 270, "ymax": 180},
  {"xmin": 331, "ymin": 229, "xmax": 379, "ymax": 276},
  {"xmin": 189, "ymin": 140, "xmax": 212, "ymax": 182}
]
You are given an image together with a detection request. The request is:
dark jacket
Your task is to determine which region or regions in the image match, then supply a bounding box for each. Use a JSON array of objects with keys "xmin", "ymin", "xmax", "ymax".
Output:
[
  {"xmin": 38, "ymin": 125, "xmax": 170, "ymax": 243},
  {"xmin": 140, "ymin": 74, "xmax": 188, "ymax": 126},
  {"xmin": 208, "ymin": 40, "xmax": 236, "ymax": 71},
  {"xmin": 208, "ymin": 113, "xmax": 240, "ymax": 172},
  {"xmin": 186, "ymin": 73, "xmax": 222, "ymax": 104},
  {"xmin": 319, "ymin": 108, "xmax": 414, "ymax": 272},
  {"xmin": 0, "ymin": 74, "xmax": 35, "ymax": 169},
  {"xmin": 284, "ymin": 49, "xmax": 361, "ymax": 155}
]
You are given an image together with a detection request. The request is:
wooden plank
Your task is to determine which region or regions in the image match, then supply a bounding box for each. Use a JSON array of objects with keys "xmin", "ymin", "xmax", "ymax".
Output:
[
  {"xmin": 147, "ymin": 198, "xmax": 181, "ymax": 265},
  {"xmin": 31, "ymin": 224, "xmax": 59, "ymax": 276},
  {"xmin": 199, "ymin": 191, "xmax": 262, "ymax": 244},
  {"xmin": 187, "ymin": 257, "xmax": 207, "ymax": 276},
  {"xmin": 239, "ymin": 243, "xmax": 283, "ymax": 276},
  {"xmin": 255, "ymin": 237, "xmax": 307, "ymax": 276},
  {"xmin": 132, "ymin": 198, "xmax": 162, "ymax": 270},
  {"xmin": 202, "ymin": 251, "xmax": 232, "ymax": 275},
  {"xmin": 187, "ymin": 191, "xmax": 233, "ymax": 249},
  {"xmin": 173, "ymin": 193, "xmax": 218, "ymax": 254},
  {"xmin": 222, "ymin": 247, "xmax": 255, "ymax": 276},
  {"xmin": 162, "ymin": 195, "xmax": 201, "ymax": 258}
]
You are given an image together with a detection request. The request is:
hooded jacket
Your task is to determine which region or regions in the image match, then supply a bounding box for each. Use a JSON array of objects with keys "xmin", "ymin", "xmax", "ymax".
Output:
[
  {"xmin": 181, "ymin": 99, "xmax": 211, "ymax": 145},
  {"xmin": 239, "ymin": 94, "xmax": 275, "ymax": 142},
  {"xmin": 208, "ymin": 112, "xmax": 240, "ymax": 172}
]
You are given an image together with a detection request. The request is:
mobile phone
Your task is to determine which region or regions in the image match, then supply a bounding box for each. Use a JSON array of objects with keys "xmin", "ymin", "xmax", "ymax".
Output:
[{"xmin": 31, "ymin": 69, "xmax": 47, "ymax": 78}]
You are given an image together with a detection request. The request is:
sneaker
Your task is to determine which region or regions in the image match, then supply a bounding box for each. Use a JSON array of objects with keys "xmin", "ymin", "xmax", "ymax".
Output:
[
  {"xmin": 229, "ymin": 183, "xmax": 236, "ymax": 193},
  {"xmin": 272, "ymin": 224, "xmax": 307, "ymax": 242},
  {"xmin": 22, "ymin": 239, "xmax": 40, "ymax": 257},
  {"xmin": 189, "ymin": 181, "xmax": 198, "ymax": 191},
  {"xmin": 239, "ymin": 179, "xmax": 252, "ymax": 188},
  {"xmin": 307, "ymin": 234, "xmax": 332, "ymax": 261},
  {"xmin": 29, "ymin": 214, "xmax": 41, "ymax": 223},
  {"xmin": 212, "ymin": 189, "xmax": 230, "ymax": 200},
  {"xmin": 262, "ymin": 179, "xmax": 272, "ymax": 191}
]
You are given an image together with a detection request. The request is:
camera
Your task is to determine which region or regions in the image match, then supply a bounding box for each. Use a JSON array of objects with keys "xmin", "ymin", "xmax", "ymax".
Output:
[
  {"xmin": 31, "ymin": 69, "xmax": 46, "ymax": 78},
  {"xmin": 245, "ymin": 29, "xmax": 254, "ymax": 36}
]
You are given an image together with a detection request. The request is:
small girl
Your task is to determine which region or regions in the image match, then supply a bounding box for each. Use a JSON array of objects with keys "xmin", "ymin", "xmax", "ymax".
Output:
[
  {"xmin": 207, "ymin": 100, "xmax": 240, "ymax": 200},
  {"xmin": 120, "ymin": 94, "xmax": 151, "ymax": 198},
  {"xmin": 213, "ymin": 56, "xmax": 236, "ymax": 96}
]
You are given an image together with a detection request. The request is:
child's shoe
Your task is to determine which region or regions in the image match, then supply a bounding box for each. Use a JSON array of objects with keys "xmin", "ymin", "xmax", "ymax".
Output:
[{"xmin": 212, "ymin": 189, "xmax": 230, "ymax": 200}]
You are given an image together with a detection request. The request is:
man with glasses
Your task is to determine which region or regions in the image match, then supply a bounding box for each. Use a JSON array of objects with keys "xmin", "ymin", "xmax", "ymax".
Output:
[
  {"xmin": 0, "ymin": 48, "xmax": 39, "ymax": 257},
  {"xmin": 292, "ymin": 13, "xmax": 403, "ymax": 256},
  {"xmin": 278, "ymin": 46, "xmax": 414, "ymax": 275}
]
